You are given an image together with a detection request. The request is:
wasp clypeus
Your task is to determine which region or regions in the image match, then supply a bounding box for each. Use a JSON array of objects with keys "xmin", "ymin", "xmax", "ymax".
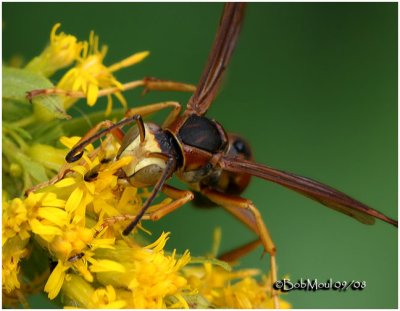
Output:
[{"xmin": 28, "ymin": 3, "xmax": 397, "ymax": 308}]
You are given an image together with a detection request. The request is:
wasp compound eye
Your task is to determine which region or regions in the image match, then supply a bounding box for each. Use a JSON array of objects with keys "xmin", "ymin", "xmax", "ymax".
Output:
[{"xmin": 233, "ymin": 139, "xmax": 246, "ymax": 153}]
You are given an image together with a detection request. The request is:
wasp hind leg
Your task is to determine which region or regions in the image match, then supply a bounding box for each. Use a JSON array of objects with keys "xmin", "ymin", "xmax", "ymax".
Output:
[
  {"xmin": 95, "ymin": 185, "xmax": 194, "ymax": 236},
  {"xmin": 218, "ymin": 238, "xmax": 262, "ymax": 262},
  {"xmin": 200, "ymin": 187, "xmax": 280, "ymax": 309},
  {"xmin": 143, "ymin": 185, "xmax": 194, "ymax": 221}
]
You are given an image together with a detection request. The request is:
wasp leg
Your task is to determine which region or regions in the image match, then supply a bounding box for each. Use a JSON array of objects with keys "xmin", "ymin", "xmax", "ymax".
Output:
[
  {"xmin": 143, "ymin": 185, "xmax": 194, "ymax": 221},
  {"xmin": 96, "ymin": 185, "xmax": 193, "ymax": 235},
  {"xmin": 200, "ymin": 188, "xmax": 280, "ymax": 309},
  {"xmin": 26, "ymin": 88, "xmax": 82, "ymax": 101},
  {"xmin": 25, "ymin": 140, "xmax": 108, "ymax": 195},
  {"xmin": 124, "ymin": 101, "xmax": 182, "ymax": 128},
  {"xmin": 142, "ymin": 77, "xmax": 196, "ymax": 94},
  {"xmin": 25, "ymin": 165, "xmax": 72, "ymax": 195},
  {"xmin": 218, "ymin": 238, "xmax": 262, "ymax": 263},
  {"xmin": 25, "ymin": 134, "xmax": 111, "ymax": 195},
  {"xmin": 26, "ymin": 78, "xmax": 195, "ymax": 102}
]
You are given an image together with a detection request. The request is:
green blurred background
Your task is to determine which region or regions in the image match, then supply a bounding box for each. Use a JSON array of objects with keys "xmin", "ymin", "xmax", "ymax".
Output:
[{"xmin": 3, "ymin": 2, "xmax": 397, "ymax": 309}]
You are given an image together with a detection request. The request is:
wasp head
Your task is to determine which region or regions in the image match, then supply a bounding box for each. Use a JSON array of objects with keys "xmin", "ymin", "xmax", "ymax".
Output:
[{"xmin": 117, "ymin": 122, "xmax": 168, "ymax": 187}]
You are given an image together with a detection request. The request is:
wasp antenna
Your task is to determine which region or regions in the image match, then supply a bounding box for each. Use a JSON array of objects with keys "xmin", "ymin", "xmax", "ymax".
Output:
[
  {"xmin": 66, "ymin": 150, "xmax": 84, "ymax": 163},
  {"xmin": 137, "ymin": 114, "xmax": 146, "ymax": 143},
  {"xmin": 123, "ymin": 156, "xmax": 175, "ymax": 235},
  {"xmin": 65, "ymin": 114, "xmax": 145, "ymax": 163}
]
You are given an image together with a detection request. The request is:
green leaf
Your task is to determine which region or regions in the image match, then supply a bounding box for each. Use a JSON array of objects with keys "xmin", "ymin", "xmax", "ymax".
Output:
[
  {"xmin": 29, "ymin": 121, "xmax": 64, "ymax": 145},
  {"xmin": 24, "ymin": 161, "xmax": 49, "ymax": 184},
  {"xmin": 165, "ymin": 292, "xmax": 212, "ymax": 309},
  {"xmin": 2, "ymin": 67, "xmax": 70, "ymax": 120},
  {"xmin": 4, "ymin": 122, "xmax": 32, "ymax": 140},
  {"xmin": 2, "ymin": 98, "xmax": 32, "ymax": 122},
  {"xmin": 16, "ymin": 152, "xmax": 49, "ymax": 183},
  {"xmin": 181, "ymin": 293, "xmax": 213, "ymax": 309}
]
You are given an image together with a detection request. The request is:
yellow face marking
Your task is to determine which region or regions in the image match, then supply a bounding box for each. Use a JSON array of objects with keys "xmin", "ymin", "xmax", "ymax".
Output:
[
  {"xmin": 135, "ymin": 157, "xmax": 166, "ymax": 172},
  {"xmin": 118, "ymin": 123, "xmax": 166, "ymax": 177}
]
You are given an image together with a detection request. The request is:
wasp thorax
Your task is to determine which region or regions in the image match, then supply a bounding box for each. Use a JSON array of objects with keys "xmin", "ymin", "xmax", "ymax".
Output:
[{"xmin": 117, "ymin": 122, "xmax": 167, "ymax": 187}]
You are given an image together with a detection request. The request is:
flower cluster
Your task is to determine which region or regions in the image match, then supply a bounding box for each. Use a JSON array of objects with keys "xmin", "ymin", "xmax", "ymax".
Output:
[
  {"xmin": 26, "ymin": 23, "xmax": 150, "ymax": 112},
  {"xmin": 3, "ymin": 134, "xmax": 290, "ymax": 308}
]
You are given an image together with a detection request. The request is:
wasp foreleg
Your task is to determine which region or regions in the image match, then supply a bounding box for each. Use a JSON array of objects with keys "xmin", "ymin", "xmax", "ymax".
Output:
[{"xmin": 124, "ymin": 101, "xmax": 182, "ymax": 128}]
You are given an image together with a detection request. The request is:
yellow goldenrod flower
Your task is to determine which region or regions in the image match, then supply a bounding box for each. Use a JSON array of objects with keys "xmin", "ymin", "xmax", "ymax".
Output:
[
  {"xmin": 184, "ymin": 261, "xmax": 256, "ymax": 303},
  {"xmin": 3, "ymin": 132, "xmax": 291, "ymax": 309},
  {"xmin": 221, "ymin": 276, "xmax": 291, "ymax": 309},
  {"xmin": 183, "ymin": 261, "xmax": 291, "ymax": 308},
  {"xmin": 25, "ymin": 23, "xmax": 83, "ymax": 77},
  {"xmin": 44, "ymin": 261, "xmax": 69, "ymax": 299},
  {"xmin": 53, "ymin": 136, "xmax": 134, "ymax": 222},
  {"xmin": 3, "ymin": 21, "xmax": 291, "ymax": 309},
  {"xmin": 44, "ymin": 231, "xmax": 193, "ymax": 308},
  {"xmin": 88, "ymin": 285, "xmax": 127, "ymax": 309},
  {"xmin": 2, "ymin": 235, "xmax": 29, "ymax": 293},
  {"xmin": 90, "ymin": 259, "xmax": 126, "ymax": 273},
  {"xmin": 21, "ymin": 191, "xmax": 92, "ymax": 263},
  {"xmin": 92, "ymin": 233, "xmax": 191, "ymax": 309},
  {"xmin": 2, "ymin": 197, "xmax": 30, "ymax": 245},
  {"xmin": 50, "ymin": 136, "xmax": 98, "ymax": 215},
  {"xmin": 57, "ymin": 29, "xmax": 149, "ymax": 113},
  {"xmin": 62, "ymin": 274, "xmax": 127, "ymax": 308}
]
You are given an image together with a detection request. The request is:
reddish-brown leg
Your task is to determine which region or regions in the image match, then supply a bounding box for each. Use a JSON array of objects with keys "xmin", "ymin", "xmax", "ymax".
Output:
[
  {"xmin": 141, "ymin": 77, "xmax": 196, "ymax": 94},
  {"xmin": 218, "ymin": 239, "xmax": 262, "ymax": 263},
  {"xmin": 201, "ymin": 187, "xmax": 280, "ymax": 309},
  {"xmin": 124, "ymin": 101, "xmax": 182, "ymax": 128},
  {"xmin": 95, "ymin": 185, "xmax": 194, "ymax": 236},
  {"xmin": 143, "ymin": 185, "xmax": 194, "ymax": 221},
  {"xmin": 25, "ymin": 165, "xmax": 72, "ymax": 195},
  {"xmin": 26, "ymin": 78, "xmax": 195, "ymax": 102}
]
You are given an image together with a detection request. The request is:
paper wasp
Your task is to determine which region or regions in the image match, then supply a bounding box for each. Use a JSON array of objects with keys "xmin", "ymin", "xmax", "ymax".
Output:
[{"xmin": 31, "ymin": 3, "xmax": 396, "ymax": 308}]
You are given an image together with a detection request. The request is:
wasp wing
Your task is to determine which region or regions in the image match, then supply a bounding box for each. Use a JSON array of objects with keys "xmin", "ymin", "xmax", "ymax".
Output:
[
  {"xmin": 219, "ymin": 156, "xmax": 398, "ymax": 227},
  {"xmin": 186, "ymin": 3, "xmax": 245, "ymax": 116}
]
